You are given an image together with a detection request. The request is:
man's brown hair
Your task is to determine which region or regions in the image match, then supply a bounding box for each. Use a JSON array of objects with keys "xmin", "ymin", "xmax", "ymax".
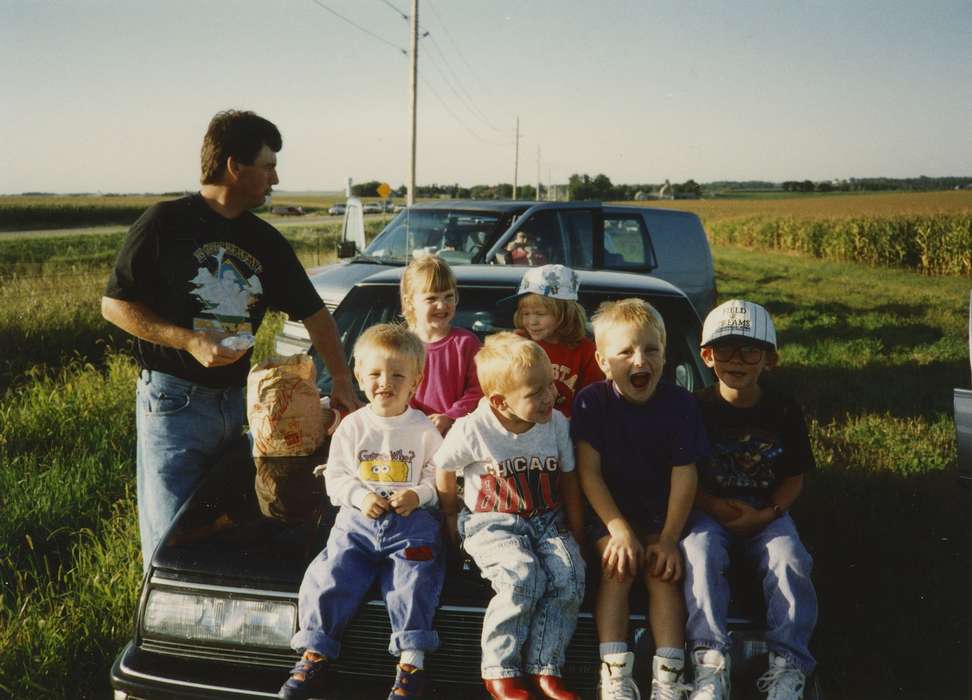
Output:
[{"xmin": 200, "ymin": 110, "xmax": 282, "ymax": 184}]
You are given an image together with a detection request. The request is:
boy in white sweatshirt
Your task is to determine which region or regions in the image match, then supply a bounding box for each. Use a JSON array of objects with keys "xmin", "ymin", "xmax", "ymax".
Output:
[{"xmin": 280, "ymin": 323, "xmax": 444, "ymax": 700}]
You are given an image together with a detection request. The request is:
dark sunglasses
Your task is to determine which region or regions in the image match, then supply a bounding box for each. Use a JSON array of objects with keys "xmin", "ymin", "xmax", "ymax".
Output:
[{"xmin": 710, "ymin": 344, "xmax": 767, "ymax": 365}]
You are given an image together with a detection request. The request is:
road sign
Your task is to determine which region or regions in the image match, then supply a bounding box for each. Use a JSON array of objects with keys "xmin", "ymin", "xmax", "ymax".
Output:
[{"xmin": 377, "ymin": 182, "xmax": 391, "ymax": 199}]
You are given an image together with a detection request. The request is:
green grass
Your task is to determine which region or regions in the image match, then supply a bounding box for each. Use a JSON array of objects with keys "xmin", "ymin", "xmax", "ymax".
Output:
[{"xmin": 0, "ymin": 234, "xmax": 967, "ymax": 698}]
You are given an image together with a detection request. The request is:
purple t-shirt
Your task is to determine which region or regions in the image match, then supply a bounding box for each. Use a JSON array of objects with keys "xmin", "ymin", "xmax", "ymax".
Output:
[
  {"xmin": 410, "ymin": 327, "xmax": 483, "ymax": 420},
  {"xmin": 571, "ymin": 379, "xmax": 710, "ymax": 522}
]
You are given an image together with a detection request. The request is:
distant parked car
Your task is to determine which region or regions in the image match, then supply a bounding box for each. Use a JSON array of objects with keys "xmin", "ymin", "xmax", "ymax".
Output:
[
  {"xmin": 327, "ymin": 203, "xmax": 346, "ymax": 216},
  {"xmin": 270, "ymin": 205, "xmax": 304, "ymax": 216},
  {"xmin": 362, "ymin": 201, "xmax": 384, "ymax": 214}
]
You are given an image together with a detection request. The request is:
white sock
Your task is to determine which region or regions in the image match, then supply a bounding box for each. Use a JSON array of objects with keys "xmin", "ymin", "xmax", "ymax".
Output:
[
  {"xmin": 599, "ymin": 642, "xmax": 628, "ymax": 659},
  {"xmin": 399, "ymin": 650, "xmax": 425, "ymax": 669}
]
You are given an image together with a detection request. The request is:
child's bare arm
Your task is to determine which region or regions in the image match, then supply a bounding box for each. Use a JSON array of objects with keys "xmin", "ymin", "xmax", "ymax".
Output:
[
  {"xmin": 646, "ymin": 463, "xmax": 697, "ymax": 581},
  {"xmin": 559, "ymin": 470, "xmax": 585, "ymax": 550},
  {"xmin": 695, "ymin": 489, "xmax": 742, "ymax": 525},
  {"xmin": 576, "ymin": 440, "xmax": 642, "ymax": 578},
  {"xmin": 435, "ymin": 469, "xmax": 460, "ymax": 545}
]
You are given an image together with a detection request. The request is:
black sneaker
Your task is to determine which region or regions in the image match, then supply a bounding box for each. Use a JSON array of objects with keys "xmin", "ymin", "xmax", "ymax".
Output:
[
  {"xmin": 279, "ymin": 652, "xmax": 330, "ymax": 700},
  {"xmin": 387, "ymin": 663, "xmax": 428, "ymax": 699}
]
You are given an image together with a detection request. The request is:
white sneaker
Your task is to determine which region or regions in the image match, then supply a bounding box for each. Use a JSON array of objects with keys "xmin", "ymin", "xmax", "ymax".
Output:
[
  {"xmin": 598, "ymin": 651, "xmax": 641, "ymax": 700},
  {"xmin": 689, "ymin": 648, "xmax": 730, "ymax": 700},
  {"xmin": 649, "ymin": 655, "xmax": 692, "ymax": 700},
  {"xmin": 757, "ymin": 653, "xmax": 806, "ymax": 700}
]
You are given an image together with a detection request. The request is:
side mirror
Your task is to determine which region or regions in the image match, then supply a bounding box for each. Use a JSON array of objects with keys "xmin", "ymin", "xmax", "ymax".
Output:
[{"xmin": 337, "ymin": 241, "xmax": 357, "ymax": 259}]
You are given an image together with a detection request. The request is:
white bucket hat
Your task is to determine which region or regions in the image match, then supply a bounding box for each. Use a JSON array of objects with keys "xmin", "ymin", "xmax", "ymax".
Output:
[
  {"xmin": 701, "ymin": 299, "xmax": 777, "ymax": 349},
  {"xmin": 514, "ymin": 264, "xmax": 580, "ymax": 301}
]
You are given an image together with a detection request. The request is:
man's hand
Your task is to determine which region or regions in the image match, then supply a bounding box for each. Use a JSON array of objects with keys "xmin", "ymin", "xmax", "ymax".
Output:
[
  {"xmin": 389, "ymin": 489, "xmax": 420, "ymax": 517},
  {"xmin": 331, "ymin": 374, "xmax": 364, "ymax": 412},
  {"xmin": 429, "ymin": 414, "xmax": 454, "ymax": 436},
  {"xmin": 185, "ymin": 332, "xmax": 247, "ymax": 368},
  {"xmin": 724, "ymin": 500, "xmax": 773, "ymax": 538},
  {"xmin": 361, "ymin": 492, "xmax": 390, "ymax": 519},
  {"xmin": 645, "ymin": 535, "xmax": 682, "ymax": 582},
  {"xmin": 602, "ymin": 525, "xmax": 643, "ymax": 580}
]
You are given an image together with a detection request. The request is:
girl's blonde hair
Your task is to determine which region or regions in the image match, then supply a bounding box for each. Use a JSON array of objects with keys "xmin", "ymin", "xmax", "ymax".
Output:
[
  {"xmin": 513, "ymin": 293, "xmax": 589, "ymax": 346},
  {"xmin": 476, "ymin": 332, "xmax": 551, "ymax": 396},
  {"xmin": 399, "ymin": 254, "xmax": 458, "ymax": 326}
]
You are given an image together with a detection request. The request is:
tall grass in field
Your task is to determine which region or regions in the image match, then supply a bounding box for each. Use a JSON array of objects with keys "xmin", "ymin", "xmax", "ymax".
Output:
[{"xmin": 629, "ymin": 190, "xmax": 972, "ymax": 275}]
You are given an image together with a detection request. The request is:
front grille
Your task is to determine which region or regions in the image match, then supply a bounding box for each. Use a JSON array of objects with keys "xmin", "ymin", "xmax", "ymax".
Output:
[
  {"xmin": 337, "ymin": 602, "xmax": 600, "ymax": 691},
  {"xmin": 141, "ymin": 638, "xmax": 294, "ymax": 668}
]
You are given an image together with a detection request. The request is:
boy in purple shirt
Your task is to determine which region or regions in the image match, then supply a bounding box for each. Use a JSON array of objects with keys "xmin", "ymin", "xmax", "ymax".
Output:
[{"xmin": 573, "ymin": 299, "xmax": 708, "ymax": 700}]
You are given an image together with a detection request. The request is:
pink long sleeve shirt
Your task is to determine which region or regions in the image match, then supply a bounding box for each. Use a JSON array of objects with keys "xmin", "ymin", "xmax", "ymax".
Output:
[{"xmin": 410, "ymin": 327, "xmax": 483, "ymax": 420}]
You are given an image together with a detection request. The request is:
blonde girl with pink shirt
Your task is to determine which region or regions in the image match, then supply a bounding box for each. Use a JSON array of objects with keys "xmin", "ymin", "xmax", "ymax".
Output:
[{"xmin": 400, "ymin": 254, "xmax": 483, "ymax": 435}]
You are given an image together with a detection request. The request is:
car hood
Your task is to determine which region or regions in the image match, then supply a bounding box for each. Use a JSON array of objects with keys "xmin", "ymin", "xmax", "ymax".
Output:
[{"xmin": 306, "ymin": 258, "xmax": 402, "ymax": 308}]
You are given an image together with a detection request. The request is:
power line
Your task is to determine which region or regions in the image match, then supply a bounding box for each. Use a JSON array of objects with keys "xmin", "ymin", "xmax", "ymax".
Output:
[
  {"xmin": 377, "ymin": 0, "xmax": 502, "ymax": 133},
  {"xmin": 424, "ymin": 0, "xmax": 494, "ymax": 100},
  {"xmin": 376, "ymin": 0, "xmax": 408, "ymax": 21},
  {"xmin": 309, "ymin": 0, "xmax": 407, "ymax": 55},
  {"xmin": 418, "ymin": 74, "xmax": 509, "ymax": 147},
  {"xmin": 424, "ymin": 34, "xmax": 503, "ymax": 133}
]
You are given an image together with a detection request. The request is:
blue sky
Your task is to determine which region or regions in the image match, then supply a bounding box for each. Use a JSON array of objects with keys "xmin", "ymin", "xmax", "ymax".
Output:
[{"xmin": 3, "ymin": 0, "xmax": 970, "ymax": 193}]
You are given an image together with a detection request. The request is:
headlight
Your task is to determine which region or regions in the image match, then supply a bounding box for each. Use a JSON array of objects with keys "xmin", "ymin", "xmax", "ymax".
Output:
[{"xmin": 142, "ymin": 589, "xmax": 296, "ymax": 648}]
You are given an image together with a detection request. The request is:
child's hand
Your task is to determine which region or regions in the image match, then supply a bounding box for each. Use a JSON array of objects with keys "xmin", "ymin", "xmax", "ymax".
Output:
[
  {"xmin": 429, "ymin": 414, "xmax": 455, "ymax": 436},
  {"xmin": 361, "ymin": 492, "xmax": 391, "ymax": 519},
  {"xmin": 724, "ymin": 500, "xmax": 772, "ymax": 537},
  {"xmin": 602, "ymin": 527, "xmax": 643, "ymax": 580},
  {"xmin": 389, "ymin": 489, "xmax": 420, "ymax": 517},
  {"xmin": 645, "ymin": 536, "xmax": 682, "ymax": 582}
]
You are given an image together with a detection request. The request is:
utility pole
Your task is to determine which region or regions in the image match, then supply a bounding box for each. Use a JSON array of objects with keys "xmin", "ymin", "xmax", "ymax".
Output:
[
  {"xmin": 536, "ymin": 145, "xmax": 541, "ymax": 201},
  {"xmin": 512, "ymin": 116, "xmax": 519, "ymax": 200},
  {"xmin": 407, "ymin": 0, "xmax": 419, "ymax": 206}
]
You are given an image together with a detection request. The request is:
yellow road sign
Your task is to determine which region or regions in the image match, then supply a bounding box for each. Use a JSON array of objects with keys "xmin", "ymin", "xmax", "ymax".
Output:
[{"xmin": 377, "ymin": 182, "xmax": 391, "ymax": 199}]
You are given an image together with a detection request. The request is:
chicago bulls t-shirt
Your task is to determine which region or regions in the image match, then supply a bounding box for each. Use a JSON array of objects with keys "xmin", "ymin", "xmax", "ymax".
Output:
[{"xmin": 432, "ymin": 400, "xmax": 574, "ymax": 516}]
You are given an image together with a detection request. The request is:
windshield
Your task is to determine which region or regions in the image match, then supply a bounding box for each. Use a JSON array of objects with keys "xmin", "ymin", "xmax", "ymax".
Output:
[{"xmin": 364, "ymin": 209, "xmax": 514, "ymax": 264}]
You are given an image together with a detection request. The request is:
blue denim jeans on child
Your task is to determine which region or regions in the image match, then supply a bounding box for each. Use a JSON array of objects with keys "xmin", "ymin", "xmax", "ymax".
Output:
[
  {"xmin": 459, "ymin": 509, "xmax": 586, "ymax": 679},
  {"xmin": 292, "ymin": 507, "xmax": 445, "ymax": 659},
  {"xmin": 681, "ymin": 509, "xmax": 818, "ymax": 674},
  {"xmin": 136, "ymin": 369, "xmax": 244, "ymax": 572}
]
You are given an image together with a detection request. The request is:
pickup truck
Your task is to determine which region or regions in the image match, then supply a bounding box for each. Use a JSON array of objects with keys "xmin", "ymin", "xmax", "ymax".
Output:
[{"xmin": 276, "ymin": 200, "xmax": 715, "ymax": 358}]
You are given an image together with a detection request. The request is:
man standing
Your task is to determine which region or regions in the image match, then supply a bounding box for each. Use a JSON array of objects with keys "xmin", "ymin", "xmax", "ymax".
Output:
[{"xmin": 102, "ymin": 110, "xmax": 360, "ymax": 570}]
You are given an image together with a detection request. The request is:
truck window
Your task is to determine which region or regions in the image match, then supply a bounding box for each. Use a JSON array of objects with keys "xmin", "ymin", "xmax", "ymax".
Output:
[
  {"xmin": 604, "ymin": 215, "xmax": 651, "ymax": 269},
  {"xmin": 507, "ymin": 210, "xmax": 563, "ymax": 266}
]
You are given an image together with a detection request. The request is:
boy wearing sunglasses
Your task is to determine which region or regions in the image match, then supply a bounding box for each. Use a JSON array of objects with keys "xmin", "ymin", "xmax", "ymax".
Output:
[{"xmin": 682, "ymin": 300, "xmax": 817, "ymax": 700}]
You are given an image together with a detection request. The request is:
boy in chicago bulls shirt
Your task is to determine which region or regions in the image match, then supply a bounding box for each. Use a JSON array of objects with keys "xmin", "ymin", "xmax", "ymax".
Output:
[
  {"xmin": 281, "ymin": 324, "xmax": 443, "ymax": 700},
  {"xmin": 434, "ymin": 332, "xmax": 586, "ymax": 700}
]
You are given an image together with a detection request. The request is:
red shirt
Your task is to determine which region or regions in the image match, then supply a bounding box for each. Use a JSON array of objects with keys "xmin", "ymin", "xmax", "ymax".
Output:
[{"xmin": 530, "ymin": 335, "xmax": 605, "ymax": 417}]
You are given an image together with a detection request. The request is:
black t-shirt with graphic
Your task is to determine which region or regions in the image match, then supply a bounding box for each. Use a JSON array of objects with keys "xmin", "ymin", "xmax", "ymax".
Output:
[
  {"xmin": 105, "ymin": 194, "xmax": 323, "ymax": 387},
  {"xmin": 694, "ymin": 383, "xmax": 815, "ymax": 502}
]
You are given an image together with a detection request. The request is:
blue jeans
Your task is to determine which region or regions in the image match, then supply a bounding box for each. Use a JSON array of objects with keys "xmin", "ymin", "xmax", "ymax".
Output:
[
  {"xmin": 681, "ymin": 510, "xmax": 818, "ymax": 673},
  {"xmin": 136, "ymin": 369, "xmax": 244, "ymax": 572},
  {"xmin": 292, "ymin": 507, "xmax": 444, "ymax": 659},
  {"xmin": 460, "ymin": 509, "xmax": 586, "ymax": 679}
]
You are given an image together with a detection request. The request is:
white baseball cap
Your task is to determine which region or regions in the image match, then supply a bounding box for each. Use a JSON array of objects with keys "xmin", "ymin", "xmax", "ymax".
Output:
[
  {"xmin": 513, "ymin": 264, "xmax": 580, "ymax": 301},
  {"xmin": 701, "ymin": 299, "xmax": 777, "ymax": 349}
]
